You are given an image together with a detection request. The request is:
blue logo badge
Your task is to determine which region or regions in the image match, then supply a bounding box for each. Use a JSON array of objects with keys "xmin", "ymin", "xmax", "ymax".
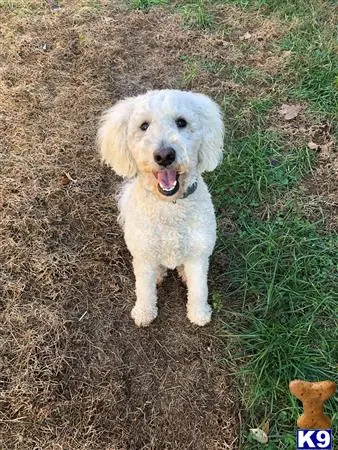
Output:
[{"xmin": 296, "ymin": 429, "xmax": 332, "ymax": 449}]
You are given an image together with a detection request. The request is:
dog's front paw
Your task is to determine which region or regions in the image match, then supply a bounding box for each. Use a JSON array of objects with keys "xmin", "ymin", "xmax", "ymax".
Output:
[
  {"xmin": 131, "ymin": 305, "xmax": 158, "ymax": 327},
  {"xmin": 187, "ymin": 304, "xmax": 212, "ymax": 326}
]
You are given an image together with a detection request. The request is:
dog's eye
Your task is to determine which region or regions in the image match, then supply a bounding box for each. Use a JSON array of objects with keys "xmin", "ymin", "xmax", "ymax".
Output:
[
  {"xmin": 140, "ymin": 122, "xmax": 150, "ymax": 131},
  {"xmin": 176, "ymin": 117, "xmax": 187, "ymax": 128}
]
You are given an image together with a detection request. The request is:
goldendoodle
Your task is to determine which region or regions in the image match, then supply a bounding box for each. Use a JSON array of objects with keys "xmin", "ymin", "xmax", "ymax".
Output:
[{"xmin": 98, "ymin": 90, "xmax": 224, "ymax": 326}]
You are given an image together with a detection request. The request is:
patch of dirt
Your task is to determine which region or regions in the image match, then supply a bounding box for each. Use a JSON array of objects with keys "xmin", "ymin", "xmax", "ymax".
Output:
[
  {"xmin": 268, "ymin": 113, "xmax": 338, "ymax": 230},
  {"xmin": 301, "ymin": 125, "xmax": 338, "ymax": 230},
  {"xmin": 0, "ymin": 3, "xmax": 238, "ymax": 449}
]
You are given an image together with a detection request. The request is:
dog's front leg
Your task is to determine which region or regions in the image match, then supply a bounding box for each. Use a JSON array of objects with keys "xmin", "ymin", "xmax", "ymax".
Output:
[
  {"xmin": 131, "ymin": 258, "xmax": 158, "ymax": 327},
  {"xmin": 184, "ymin": 256, "xmax": 212, "ymax": 326}
]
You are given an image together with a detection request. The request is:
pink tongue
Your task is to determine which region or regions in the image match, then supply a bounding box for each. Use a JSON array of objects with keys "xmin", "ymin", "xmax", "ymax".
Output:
[{"xmin": 156, "ymin": 170, "xmax": 177, "ymax": 189}]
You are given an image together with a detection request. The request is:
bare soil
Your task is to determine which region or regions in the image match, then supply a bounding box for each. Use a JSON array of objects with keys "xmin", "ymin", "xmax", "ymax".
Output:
[{"xmin": 0, "ymin": 3, "xmax": 239, "ymax": 449}]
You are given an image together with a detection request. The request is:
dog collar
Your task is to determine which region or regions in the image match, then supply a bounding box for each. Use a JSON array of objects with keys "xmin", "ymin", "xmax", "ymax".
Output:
[{"xmin": 172, "ymin": 181, "xmax": 198, "ymax": 203}]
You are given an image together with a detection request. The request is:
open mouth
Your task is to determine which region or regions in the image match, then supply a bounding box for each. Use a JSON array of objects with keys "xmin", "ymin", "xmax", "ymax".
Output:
[{"xmin": 155, "ymin": 169, "xmax": 180, "ymax": 197}]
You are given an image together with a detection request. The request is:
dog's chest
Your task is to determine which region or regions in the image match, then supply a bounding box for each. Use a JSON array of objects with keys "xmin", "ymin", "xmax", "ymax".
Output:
[
  {"xmin": 122, "ymin": 191, "xmax": 216, "ymax": 268},
  {"xmin": 153, "ymin": 218, "xmax": 191, "ymax": 268}
]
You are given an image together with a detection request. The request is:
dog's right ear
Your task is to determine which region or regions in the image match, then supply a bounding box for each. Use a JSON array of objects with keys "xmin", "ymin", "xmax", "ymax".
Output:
[{"xmin": 97, "ymin": 97, "xmax": 137, "ymax": 178}]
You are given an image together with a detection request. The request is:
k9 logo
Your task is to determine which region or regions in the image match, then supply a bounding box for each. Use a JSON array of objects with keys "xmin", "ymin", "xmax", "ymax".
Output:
[{"xmin": 296, "ymin": 429, "xmax": 332, "ymax": 449}]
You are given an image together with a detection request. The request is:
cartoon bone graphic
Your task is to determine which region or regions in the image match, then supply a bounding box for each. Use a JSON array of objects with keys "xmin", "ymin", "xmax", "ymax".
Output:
[{"xmin": 289, "ymin": 379, "xmax": 336, "ymax": 429}]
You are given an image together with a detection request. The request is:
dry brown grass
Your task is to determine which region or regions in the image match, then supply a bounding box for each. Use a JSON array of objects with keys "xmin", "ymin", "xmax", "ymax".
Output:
[{"xmin": 0, "ymin": 3, "xmax": 240, "ymax": 448}]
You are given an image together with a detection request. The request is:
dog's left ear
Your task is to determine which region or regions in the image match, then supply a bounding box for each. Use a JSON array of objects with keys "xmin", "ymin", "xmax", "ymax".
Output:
[{"xmin": 194, "ymin": 93, "xmax": 224, "ymax": 173}]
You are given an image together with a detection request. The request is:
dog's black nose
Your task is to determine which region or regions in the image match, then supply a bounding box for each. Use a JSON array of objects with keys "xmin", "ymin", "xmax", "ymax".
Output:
[{"xmin": 154, "ymin": 147, "xmax": 176, "ymax": 167}]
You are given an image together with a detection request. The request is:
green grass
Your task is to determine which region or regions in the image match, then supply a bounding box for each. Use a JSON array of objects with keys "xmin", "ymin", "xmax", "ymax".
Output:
[
  {"xmin": 215, "ymin": 0, "xmax": 338, "ymax": 118},
  {"xmin": 217, "ymin": 216, "xmax": 338, "ymax": 449},
  {"xmin": 0, "ymin": 0, "xmax": 45, "ymax": 15},
  {"xmin": 210, "ymin": 129, "xmax": 338, "ymax": 447},
  {"xmin": 198, "ymin": 1, "xmax": 338, "ymax": 447},
  {"xmin": 131, "ymin": 0, "xmax": 167, "ymax": 10},
  {"xmin": 208, "ymin": 131, "xmax": 314, "ymax": 211},
  {"xmin": 216, "ymin": 0, "xmax": 336, "ymax": 18},
  {"xmin": 178, "ymin": 0, "xmax": 213, "ymax": 28},
  {"xmin": 282, "ymin": 28, "xmax": 338, "ymax": 117},
  {"xmin": 276, "ymin": 1, "xmax": 338, "ymax": 118},
  {"xmin": 180, "ymin": 57, "xmax": 201, "ymax": 88}
]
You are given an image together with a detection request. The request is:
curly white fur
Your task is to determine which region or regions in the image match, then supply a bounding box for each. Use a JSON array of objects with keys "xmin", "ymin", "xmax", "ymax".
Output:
[{"xmin": 98, "ymin": 90, "xmax": 224, "ymax": 326}]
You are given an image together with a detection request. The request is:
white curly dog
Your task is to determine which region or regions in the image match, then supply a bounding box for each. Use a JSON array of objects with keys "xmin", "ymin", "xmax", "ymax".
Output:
[{"xmin": 98, "ymin": 89, "xmax": 224, "ymax": 327}]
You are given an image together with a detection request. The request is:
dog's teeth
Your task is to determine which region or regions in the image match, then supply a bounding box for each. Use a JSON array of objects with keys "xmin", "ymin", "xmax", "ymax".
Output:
[{"xmin": 159, "ymin": 180, "xmax": 177, "ymax": 191}]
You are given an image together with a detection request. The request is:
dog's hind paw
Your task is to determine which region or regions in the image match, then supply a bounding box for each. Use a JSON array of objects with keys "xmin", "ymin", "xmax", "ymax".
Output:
[
  {"xmin": 187, "ymin": 304, "xmax": 212, "ymax": 326},
  {"xmin": 131, "ymin": 305, "xmax": 158, "ymax": 327}
]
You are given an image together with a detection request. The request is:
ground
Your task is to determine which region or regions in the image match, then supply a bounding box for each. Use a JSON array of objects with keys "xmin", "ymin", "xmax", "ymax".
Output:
[{"xmin": 0, "ymin": 1, "xmax": 337, "ymax": 449}]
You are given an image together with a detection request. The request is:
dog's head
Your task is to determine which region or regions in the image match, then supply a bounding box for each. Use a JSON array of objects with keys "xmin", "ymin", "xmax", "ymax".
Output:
[{"xmin": 97, "ymin": 90, "xmax": 224, "ymax": 201}]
